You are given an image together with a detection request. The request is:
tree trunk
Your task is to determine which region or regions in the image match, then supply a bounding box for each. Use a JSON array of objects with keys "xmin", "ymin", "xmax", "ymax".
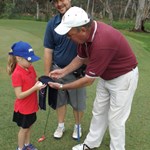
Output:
[
  {"xmin": 86, "ymin": 0, "xmax": 95, "ymax": 17},
  {"xmin": 86, "ymin": 0, "xmax": 90, "ymax": 13},
  {"xmin": 36, "ymin": 2, "xmax": 39, "ymax": 20},
  {"xmin": 105, "ymin": 0, "xmax": 113, "ymax": 25},
  {"xmin": 131, "ymin": 1, "xmax": 137, "ymax": 19},
  {"xmin": 13, "ymin": 0, "xmax": 15, "ymax": 5},
  {"xmin": 134, "ymin": 0, "xmax": 145, "ymax": 31},
  {"xmin": 143, "ymin": 0, "xmax": 150, "ymax": 19},
  {"xmin": 123, "ymin": 0, "xmax": 132, "ymax": 20},
  {"xmin": 119, "ymin": 0, "xmax": 123, "ymax": 20},
  {"xmin": 98, "ymin": 0, "xmax": 106, "ymax": 18},
  {"xmin": 91, "ymin": 0, "xmax": 95, "ymax": 17}
]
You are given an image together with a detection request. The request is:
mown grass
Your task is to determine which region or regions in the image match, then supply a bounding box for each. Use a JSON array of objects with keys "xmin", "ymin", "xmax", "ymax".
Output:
[{"xmin": 0, "ymin": 19, "xmax": 150, "ymax": 150}]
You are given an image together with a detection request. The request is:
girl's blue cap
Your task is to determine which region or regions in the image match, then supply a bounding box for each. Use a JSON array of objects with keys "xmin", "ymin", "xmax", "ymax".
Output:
[{"xmin": 9, "ymin": 41, "xmax": 40, "ymax": 62}]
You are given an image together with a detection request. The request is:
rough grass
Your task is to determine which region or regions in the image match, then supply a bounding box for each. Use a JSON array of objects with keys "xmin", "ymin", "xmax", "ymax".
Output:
[{"xmin": 0, "ymin": 19, "xmax": 150, "ymax": 150}]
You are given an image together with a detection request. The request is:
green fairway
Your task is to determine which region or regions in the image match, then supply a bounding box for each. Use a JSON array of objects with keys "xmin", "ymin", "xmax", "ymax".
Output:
[{"xmin": 0, "ymin": 19, "xmax": 150, "ymax": 150}]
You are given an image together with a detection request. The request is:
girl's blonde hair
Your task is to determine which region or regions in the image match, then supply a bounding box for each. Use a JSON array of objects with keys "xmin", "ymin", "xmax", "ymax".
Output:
[{"xmin": 7, "ymin": 55, "xmax": 17, "ymax": 75}]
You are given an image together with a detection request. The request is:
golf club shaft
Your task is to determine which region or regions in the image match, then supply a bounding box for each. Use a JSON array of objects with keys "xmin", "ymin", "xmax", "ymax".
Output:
[
  {"xmin": 43, "ymin": 106, "xmax": 51, "ymax": 135},
  {"xmin": 76, "ymin": 89, "xmax": 80, "ymax": 142}
]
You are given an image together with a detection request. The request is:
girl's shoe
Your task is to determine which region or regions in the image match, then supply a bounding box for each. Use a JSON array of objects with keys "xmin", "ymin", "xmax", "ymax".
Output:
[
  {"xmin": 16, "ymin": 146, "xmax": 26, "ymax": 150},
  {"xmin": 25, "ymin": 144, "xmax": 38, "ymax": 150}
]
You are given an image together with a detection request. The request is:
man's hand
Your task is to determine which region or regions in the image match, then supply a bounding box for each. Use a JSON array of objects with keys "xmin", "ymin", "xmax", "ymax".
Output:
[
  {"xmin": 49, "ymin": 69, "xmax": 65, "ymax": 79},
  {"xmin": 48, "ymin": 82, "xmax": 63, "ymax": 90}
]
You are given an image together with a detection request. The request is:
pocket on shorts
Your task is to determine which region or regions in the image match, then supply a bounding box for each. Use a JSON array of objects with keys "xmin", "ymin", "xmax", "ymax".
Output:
[{"xmin": 57, "ymin": 90, "xmax": 68, "ymax": 107}]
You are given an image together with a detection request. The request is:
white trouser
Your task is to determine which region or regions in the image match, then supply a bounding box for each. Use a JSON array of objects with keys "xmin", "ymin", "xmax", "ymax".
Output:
[{"xmin": 84, "ymin": 67, "xmax": 139, "ymax": 150}]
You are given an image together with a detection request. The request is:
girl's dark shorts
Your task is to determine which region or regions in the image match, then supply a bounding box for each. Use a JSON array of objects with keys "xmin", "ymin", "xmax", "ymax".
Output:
[{"xmin": 13, "ymin": 111, "xmax": 37, "ymax": 129}]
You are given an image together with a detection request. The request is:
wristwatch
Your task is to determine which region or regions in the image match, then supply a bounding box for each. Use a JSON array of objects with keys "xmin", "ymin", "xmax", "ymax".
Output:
[{"xmin": 59, "ymin": 84, "xmax": 63, "ymax": 90}]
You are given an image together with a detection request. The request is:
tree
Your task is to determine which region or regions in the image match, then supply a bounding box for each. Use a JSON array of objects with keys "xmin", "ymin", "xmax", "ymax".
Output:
[
  {"xmin": 86, "ymin": 0, "xmax": 95, "ymax": 17},
  {"xmin": 98, "ymin": 0, "xmax": 113, "ymax": 25},
  {"xmin": 134, "ymin": 0, "xmax": 150, "ymax": 32},
  {"xmin": 105, "ymin": 0, "xmax": 113, "ymax": 25},
  {"xmin": 131, "ymin": 0, "xmax": 137, "ymax": 19},
  {"xmin": 123, "ymin": 0, "xmax": 132, "ymax": 19},
  {"xmin": 36, "ymin": 1, "xmax": 39, "ymax": 20}
]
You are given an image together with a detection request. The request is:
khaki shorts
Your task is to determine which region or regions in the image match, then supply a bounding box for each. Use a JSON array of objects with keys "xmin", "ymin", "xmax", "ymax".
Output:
[{"xmin": 52, "ymin": 64, "xmax": 86, "ymax": 111}]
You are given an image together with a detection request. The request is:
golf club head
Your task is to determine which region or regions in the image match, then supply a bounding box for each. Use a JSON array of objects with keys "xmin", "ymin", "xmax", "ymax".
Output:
[{"xmin": 38, "ymin": 135, "xmax": 46, "ymax": 142}]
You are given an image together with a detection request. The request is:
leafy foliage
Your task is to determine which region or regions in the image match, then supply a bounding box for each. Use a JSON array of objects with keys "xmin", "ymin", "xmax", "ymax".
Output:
[
  {"xmin": 0, "ymin": 0, "xmax": 147, "ymax": 21},
  {"xmin": 2, "ymin": 2, "xmax": 16, "ymax": 18}
]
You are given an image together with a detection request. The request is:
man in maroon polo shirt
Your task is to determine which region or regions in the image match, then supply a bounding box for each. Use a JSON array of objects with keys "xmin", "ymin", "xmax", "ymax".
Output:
[{"xmin": 48, "ymin": 6, "xmax": 139, "ymax": 150}]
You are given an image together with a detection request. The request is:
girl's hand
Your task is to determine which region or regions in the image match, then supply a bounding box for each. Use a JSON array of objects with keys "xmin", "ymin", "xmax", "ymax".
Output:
[{"xmin": 34, "ymin": 81, "xmax": 46, "ymax": 90}]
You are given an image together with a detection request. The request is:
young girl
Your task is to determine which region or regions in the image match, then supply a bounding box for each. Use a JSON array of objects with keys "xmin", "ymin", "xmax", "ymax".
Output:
[{"xmin": 7, "ymin": 41, "xmax": 45, "ymax": 150}]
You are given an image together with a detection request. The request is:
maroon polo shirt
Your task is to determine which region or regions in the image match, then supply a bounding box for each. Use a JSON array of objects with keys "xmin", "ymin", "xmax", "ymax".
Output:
[
  {"xmin": 12, "ymin": 64, "xmax": 38, "ymax": 114},
  {"xmin": 78, "ymin": 21, "xmax": 137, "ymax": 80}
]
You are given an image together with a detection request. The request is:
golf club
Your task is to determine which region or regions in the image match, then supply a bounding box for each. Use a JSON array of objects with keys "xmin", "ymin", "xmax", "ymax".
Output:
[
  {"xmin": 76, "ymin": 89, "xmax": 80, "ymax": 142},
  {"xmin": 38, "ymin": 106, "xmax": 50, "ymax": 142}
]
